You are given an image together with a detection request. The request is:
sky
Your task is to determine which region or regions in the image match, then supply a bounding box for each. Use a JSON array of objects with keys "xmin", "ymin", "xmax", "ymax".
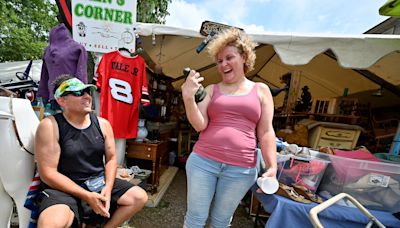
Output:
[{"xmin": 164, "ymin": 0, "xmax": 391, "ymax": 35}]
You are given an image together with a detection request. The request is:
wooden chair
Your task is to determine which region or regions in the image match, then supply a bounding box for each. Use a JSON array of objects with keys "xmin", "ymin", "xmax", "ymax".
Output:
[
  {"xmin": 311, "ymin": 98, "xmax": 332, "ymax": 114},
  {"xmin": 370, "ymin": 115, "xmax": 399, "ymax": 150}
]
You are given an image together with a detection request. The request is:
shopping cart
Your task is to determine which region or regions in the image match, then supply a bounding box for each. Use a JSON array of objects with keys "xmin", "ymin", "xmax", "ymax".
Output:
[{"xmin": 309, "ymin": 193, "xmax": 386, "ymax": 228}]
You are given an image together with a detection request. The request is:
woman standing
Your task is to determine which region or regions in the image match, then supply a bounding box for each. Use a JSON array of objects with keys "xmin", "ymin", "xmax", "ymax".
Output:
[{"xmin": 181, "ymin": 28, "xmax": 277, "ymax": 227}]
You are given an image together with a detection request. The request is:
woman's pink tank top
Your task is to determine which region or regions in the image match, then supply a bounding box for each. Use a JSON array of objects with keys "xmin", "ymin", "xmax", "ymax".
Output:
[{"xmin": 192, "ymin": 83, "xmax": 261, "ymax": 168}]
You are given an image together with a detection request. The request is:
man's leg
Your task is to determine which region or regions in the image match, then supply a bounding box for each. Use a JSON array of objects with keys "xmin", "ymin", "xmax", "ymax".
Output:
[
  {"xmin": 104, "ymin": 185, "xmax": 148, "ymax": 228},
  {"xmin": 38, "ymin": 204, "xmax": 75, "ymax": 228},
  {"xmin": 38, "ymin": 189, "xmax": 80, "ymax": 228}
]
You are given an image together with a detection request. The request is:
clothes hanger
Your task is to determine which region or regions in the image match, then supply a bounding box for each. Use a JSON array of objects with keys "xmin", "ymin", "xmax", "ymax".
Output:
[{"xmin": 118, "ymin": 47, "xmax": 138, "ymax": 57}]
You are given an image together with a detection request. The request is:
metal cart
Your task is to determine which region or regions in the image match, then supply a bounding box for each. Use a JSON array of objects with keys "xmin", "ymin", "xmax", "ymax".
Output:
[{"xmin": 309, "ymin": 193, "xmax": 386, "ymax": 228}]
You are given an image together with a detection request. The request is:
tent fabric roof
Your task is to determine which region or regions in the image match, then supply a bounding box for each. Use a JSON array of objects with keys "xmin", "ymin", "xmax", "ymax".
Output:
[
  {"xmin": 136, "ymin": 22, "xmax": 400, "ymax": 69},
  {"xmin": 1, "ymin": 23, "xmax": 399, "ymax": 108},
  {"xmin": 135, "ymin": 23, "xmax": 400, "ymax": 108}
]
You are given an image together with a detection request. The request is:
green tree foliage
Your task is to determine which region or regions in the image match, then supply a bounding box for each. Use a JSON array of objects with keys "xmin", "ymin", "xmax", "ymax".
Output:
[
  {"xmin": 137, "ymin": 0, "xmax": 171, "ymax": 24},
  {"xmin": 0, "ymin": 0, "xmax": 58, "ymax": 62},
  {"xmin": 0, "ymin": 0, "xmax": 171, "ymax": 62}
]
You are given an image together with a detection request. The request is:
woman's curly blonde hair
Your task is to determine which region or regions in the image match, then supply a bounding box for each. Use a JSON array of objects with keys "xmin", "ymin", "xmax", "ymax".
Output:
[{"xmin": 207, "ymin": 28, "xmax": 257, "ymax": 74}]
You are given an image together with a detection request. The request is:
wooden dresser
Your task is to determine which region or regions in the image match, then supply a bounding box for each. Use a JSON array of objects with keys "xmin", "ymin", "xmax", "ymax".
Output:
[
  {"xmin": 308, "ymin": 125, "xmax": 361, "ymax": 150},
  {"xmin": 126, "ymin": 140, "xmax": 169, "ymax": 187}
]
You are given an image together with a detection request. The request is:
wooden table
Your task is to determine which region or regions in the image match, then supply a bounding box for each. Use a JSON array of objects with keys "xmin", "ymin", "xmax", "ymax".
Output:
[{"xmin": 126, "ymin": 140, "xmax": 169, "ymax": 188}]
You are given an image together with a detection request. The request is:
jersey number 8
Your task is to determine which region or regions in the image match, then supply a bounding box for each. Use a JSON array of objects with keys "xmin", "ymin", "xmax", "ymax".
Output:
[{"xmin": 109, "ymin": 78, "xmax": 133, "ymax": 104}]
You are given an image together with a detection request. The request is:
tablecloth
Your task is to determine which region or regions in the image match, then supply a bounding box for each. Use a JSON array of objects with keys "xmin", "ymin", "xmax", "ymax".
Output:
[{"xmin": 252, "ymin": 185, "xmax": 400, "ymax": 228}]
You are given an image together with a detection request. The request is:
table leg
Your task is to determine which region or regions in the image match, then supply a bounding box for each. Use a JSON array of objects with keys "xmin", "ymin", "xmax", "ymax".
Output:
[{"xmin": 152, "ymin": 161, "xmax": 156, "ymax": 186}]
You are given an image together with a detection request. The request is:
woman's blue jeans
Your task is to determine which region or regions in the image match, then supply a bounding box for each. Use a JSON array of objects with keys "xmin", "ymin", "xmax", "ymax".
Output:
[{"xmin": 184, "ymin": 152, "xmax": 258, "ymax": 228}]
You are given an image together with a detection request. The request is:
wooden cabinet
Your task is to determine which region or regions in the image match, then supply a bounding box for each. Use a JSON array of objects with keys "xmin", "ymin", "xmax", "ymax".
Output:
[
  {"xmin": 308, "ymin": 126, "xmax": 361, "ymax": 150},
  {"xmin": 126, "ymin": 140, "xmax": 169, "ymax": 187}
]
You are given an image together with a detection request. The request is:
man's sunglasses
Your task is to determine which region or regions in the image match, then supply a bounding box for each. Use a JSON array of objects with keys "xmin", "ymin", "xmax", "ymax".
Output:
[{"xmin": 61, "ymin": 88, "xmax": 91, "ymax": 97}]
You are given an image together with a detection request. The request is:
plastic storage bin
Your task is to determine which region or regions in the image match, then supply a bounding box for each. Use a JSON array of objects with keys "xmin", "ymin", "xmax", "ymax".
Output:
[
  {"xmin": 317, "ymin": 151, "xmax": 400, "ymax": 212},
  {"xmin": 374, "ymin": 153, "xmax": 400, "ymax": 164},
  {"xmin": 277, "ymin": 153, "xmax": 330, "ymax": 193}
]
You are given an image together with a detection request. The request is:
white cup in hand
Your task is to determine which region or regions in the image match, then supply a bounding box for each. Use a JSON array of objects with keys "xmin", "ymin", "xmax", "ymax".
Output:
[{"xmin": 257, "ymin": 177, "xmax": 279, "ymax": 194}]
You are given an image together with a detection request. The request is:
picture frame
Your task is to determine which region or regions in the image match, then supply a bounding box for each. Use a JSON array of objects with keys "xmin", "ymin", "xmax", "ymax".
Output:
[{"xmin": 32, "ymin": 106, "xmax": 44, "ymax": 120}]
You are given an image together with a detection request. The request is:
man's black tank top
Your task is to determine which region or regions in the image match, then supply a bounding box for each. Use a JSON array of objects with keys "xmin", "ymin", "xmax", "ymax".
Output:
[{"xmin": 54, "ymin": 113, "xmax": 105, "ymax": 185}]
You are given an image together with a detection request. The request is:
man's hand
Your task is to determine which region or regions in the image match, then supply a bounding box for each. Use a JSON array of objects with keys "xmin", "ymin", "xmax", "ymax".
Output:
[
  {"xmin": 100, "ymin": 187, "xmax": 111, "ymax": 214},
  {"xmin": 86, "ymin": 191, "xmax": 110, "ymax": 218}
]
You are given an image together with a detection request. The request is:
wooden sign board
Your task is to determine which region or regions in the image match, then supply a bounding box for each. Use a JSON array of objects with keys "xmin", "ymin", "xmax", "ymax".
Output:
[{"xmin": 200, "ymin": 20, "xmax": 243, "ymax": 36}]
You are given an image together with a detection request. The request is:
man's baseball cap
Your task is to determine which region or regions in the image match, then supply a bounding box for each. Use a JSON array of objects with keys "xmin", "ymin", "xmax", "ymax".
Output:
[{"xmin": 54, "ymin": 78, "xmax": 96, "ymax": 100}]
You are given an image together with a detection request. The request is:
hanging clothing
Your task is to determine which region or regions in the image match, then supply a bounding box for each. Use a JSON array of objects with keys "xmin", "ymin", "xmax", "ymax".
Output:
[
  {"xmin": 37, "ymin": 23, "xmax": 88, "ymax": 102},
  {"xmin": 96, "ymin": 51, "xmax": 150, "ymax": 138}
]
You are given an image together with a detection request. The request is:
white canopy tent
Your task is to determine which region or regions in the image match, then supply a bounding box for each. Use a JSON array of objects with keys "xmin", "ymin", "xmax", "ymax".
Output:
[
  {"xmin": 0, "ymin": 60, "xmax": 42, "ymax": 82},
  {"xmin": 134, "ymin": 23, "xmax": 400, "ymax": 109},
  {"xmin": 1, "ymin": 23, "xmax": 399, "ymax": 108}
]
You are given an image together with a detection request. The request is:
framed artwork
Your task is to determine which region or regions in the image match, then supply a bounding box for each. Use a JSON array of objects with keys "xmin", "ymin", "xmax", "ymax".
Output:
[{"xmin": 32, "ymin": 106, "xmax": 44, "ymax": 120}]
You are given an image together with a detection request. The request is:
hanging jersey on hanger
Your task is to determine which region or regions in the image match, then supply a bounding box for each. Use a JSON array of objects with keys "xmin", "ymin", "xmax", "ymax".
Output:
[{"xmin": 96, "ymin": 51, "xmax": 150, "ymax": 138}]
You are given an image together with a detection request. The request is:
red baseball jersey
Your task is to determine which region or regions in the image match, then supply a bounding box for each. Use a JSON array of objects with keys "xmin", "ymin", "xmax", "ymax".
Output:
[{"xmin": 96, "ymin": 51, "xmax": 150, "ymax": 138}]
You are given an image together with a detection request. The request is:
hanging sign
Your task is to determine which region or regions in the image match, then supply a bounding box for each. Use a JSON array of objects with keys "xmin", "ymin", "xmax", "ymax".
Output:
[
  {"xmin": 71, "ymin": 0, "xmax": 137, "ymax": 53},
  {"xmin": 196, "ymin": 21, "xmax": 244, "ymax": 53},
  {"xmin": 199, "ymin": 20, "xmax": 243, "ymax": 36}
]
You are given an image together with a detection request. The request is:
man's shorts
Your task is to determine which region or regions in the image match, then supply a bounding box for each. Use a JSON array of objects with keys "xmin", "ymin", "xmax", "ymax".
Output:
[{"xmin": 38, "ymin": 178, "xmax": 134, "ymax": 226}]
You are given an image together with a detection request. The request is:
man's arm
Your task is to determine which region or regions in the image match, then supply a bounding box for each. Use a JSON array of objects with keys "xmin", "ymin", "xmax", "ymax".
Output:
[
  {"xmin": 98, "ymin": 117, "xmax": 118, "ymax": 211},
  {"xmin": 35, "ymin": 117, "xmax": 90, "ymax": 198}
]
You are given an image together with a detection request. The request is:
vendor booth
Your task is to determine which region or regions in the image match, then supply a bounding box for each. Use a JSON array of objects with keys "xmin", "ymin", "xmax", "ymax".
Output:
[
  {"xmin": 130, "ymin": 22, "xmax": 400, "ymax": 227},
  {"xmin": 1, "ymin": 21, "xmax": 400, "ymax": 227},
  {"xmin": 131, "ymin": 22, "xmax": 400, "ymax": 152}
]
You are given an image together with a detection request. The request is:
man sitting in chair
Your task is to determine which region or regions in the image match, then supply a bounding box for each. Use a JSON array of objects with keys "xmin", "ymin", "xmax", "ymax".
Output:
[{"xmin": 35, "ymin": 74, "xmax": 148, "ymax": 227}]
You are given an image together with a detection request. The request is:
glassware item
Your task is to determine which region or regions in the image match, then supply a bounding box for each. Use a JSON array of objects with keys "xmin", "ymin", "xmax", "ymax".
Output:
[
  {"xmin": 183, "ymin": 68, "xmax": 206, "ymax": 103},
  {"xmin": 257, "ymin": 176, "xmax": 279, "ymax": 194},
  {"xmin": 43, "ymin": 103, "xmax": 53, "ymax": 117},
  {"xmin": 135, "ymin": 119, "xmax": 148, "ymax": 142}
]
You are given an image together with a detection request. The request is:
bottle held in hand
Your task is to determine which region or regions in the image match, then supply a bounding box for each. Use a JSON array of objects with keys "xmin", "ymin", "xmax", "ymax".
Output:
[{"xmin": 183, "ymin": 67, "xmax": 207, "ymax": 103}]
